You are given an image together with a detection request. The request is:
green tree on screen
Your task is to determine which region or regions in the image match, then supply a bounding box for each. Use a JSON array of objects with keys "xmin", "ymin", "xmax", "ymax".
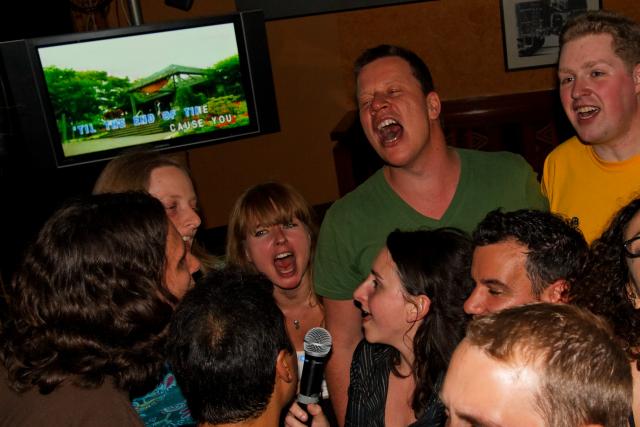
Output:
[
  {"xmin": 44, "ymin": 66, "xmax": 130, "ymax": 124},
  {"xmin": 208, "ymin": 55, "xmax": 245, "ymax": 97}
]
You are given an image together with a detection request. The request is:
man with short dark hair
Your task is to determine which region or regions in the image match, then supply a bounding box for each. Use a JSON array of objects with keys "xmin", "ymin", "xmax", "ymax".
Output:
[
  {"xmin": 167, "ymin": 270, "xmax": 323, "ymax": 427},
  {"xmin": 441, "ymin": 303, "xmax": 632, "ymax": 427},
  {"xmin": 464, "ymin": 209, "xmax": 587, "ymax": 315},
  {"xmin": 314, "ymin": 44, "xmax": 547, "ymax": 424},
  {"xmin": 543, "ymin": 10, "xmax": 640, "ymax": 243}
]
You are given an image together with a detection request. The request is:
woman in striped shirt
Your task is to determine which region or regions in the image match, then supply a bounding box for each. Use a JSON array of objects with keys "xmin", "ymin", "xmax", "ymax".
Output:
[{"xmin": 347, "ymin": 228, "xmax": 473, "ymax": 427}]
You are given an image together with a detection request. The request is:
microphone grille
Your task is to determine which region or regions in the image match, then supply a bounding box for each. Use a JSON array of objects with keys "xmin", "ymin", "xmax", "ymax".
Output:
[{"xmin": 303, "ymin": 327, "xmax": 332, "ymax": 357}]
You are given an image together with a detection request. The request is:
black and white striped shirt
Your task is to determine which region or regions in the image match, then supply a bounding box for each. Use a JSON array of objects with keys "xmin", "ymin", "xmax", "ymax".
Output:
[{"xmin": 345, "ymin": 340, "xmax": 445, "ymax": 427}]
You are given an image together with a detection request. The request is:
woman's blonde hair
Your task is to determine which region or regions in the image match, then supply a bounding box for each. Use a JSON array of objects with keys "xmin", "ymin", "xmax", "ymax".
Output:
[
  {"xmin": 226, "ymin": 182, "xmax": 318, "ymax": 274},
  {"xmin": 93, "ymin": 150, "xmax": 189, "ymax": 194}
]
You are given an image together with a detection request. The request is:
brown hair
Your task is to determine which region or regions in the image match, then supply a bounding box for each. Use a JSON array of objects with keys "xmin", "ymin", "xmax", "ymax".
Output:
[
  {"xmin": 1, "ymin": 192, "xmax": 175, "ymax": 395},
  {"xmin": 466, "ymin": 303, "xmax": 631, "ymax": 427},
  {"xmin": 354, "ymin": 44, "xmax": 435, "ymax": 95},
  {"xmin": 226, "ymin": 182, "xmax": 318, "ymax": 274},
  {"xmin": 561, "ymin": 10, "xmax": 640, "ymax": 71},
  {"xmin": 386, "ymin": 228, "xmax": 473, "ymax": 418},
  {"xmin": 570, "ymin": 197, "xmax": 640, "ymax": 365}
]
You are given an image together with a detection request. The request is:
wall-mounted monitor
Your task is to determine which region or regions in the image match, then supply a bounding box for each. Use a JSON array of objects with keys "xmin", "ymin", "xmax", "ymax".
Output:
[{"xmin": 0, "ymin": 10, "xmax": 279, "ymax": 168}]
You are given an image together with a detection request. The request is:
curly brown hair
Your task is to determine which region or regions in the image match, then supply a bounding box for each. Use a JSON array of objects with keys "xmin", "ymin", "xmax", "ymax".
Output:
[
  {"xmin": 570, "ymin": 197, "xmax": 640, "ymax": 364},
  {"xmin": 0, "ymin": 192, "xmax": 176, "ymax": 395}
]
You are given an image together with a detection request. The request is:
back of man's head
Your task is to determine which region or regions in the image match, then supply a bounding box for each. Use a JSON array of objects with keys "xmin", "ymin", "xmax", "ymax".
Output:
[
  {"xmin": 168, "ymin": 269, "xmax": 294, "ymax": 425},
  {"xmin": 473, "ymin": 209, "xmax": 588, "ymax": 296},
  {"xmin": 560, "ymin": 10, "xmax": 640, "ymax": 71},
  {"xmin": 466, "ymin": 303, "xmax": 631, "ymax": 427}
]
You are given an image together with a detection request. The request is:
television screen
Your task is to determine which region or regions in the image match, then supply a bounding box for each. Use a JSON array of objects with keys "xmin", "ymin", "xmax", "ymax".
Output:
[{"xmin": 0, "ymin": 10, "xmax": 279, "ymax": 168}]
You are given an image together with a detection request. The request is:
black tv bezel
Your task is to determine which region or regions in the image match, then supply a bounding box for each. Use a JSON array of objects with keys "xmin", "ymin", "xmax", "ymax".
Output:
[{"xmin": 0, "ymin": 10, "xmax": 279, "ymax": 169}]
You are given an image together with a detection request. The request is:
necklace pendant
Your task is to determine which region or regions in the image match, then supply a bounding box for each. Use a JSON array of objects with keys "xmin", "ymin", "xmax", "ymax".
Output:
[{"xmin": 293, "ymin": 319, "xmax": 300, "ymax": 329}]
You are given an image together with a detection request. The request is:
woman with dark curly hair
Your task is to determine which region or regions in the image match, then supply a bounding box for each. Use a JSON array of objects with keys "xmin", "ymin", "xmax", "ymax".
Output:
[
  {"xmin": 570, "ymin": 196, "xmax": 640, "ymax": 425},
  {"xmin": 95, "ymin": 150, "xmax": 215, "ymax": 426},
  {"xmin": 0, "ymin": 192, "xmax": 200, "ymax": 426},
  {"xmin": 346, "ymin": 228, "xmax": 473, "ymax": 427}
]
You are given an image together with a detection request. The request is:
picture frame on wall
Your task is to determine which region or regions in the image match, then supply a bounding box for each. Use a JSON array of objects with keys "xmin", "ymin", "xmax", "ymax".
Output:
[{"xmin": 500, "ymin": 0, "xmax": 602, "ymax": 71}]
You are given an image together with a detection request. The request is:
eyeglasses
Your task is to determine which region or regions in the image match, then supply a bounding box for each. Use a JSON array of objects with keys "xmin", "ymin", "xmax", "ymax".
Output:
[{"xmin": 624, "ymin": 235, "xmax": 640, "ymax": 258}]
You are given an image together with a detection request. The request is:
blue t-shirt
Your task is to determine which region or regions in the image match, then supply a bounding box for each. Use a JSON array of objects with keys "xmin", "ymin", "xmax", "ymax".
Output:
[{"xmin": 131, "ymin": 368, "xmax": 194, "ymax": 427}]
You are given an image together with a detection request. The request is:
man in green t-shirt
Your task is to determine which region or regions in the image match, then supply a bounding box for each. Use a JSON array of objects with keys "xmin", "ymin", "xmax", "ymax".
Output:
[{"xmin": 314, "ymin": 44, "xmax": 547, "ymax": 425}]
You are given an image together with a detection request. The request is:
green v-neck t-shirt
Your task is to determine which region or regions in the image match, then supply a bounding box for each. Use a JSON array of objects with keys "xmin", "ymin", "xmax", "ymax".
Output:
[{"xmin": 314, "ymin": 148, "xmax": 548, "ymax": 300}]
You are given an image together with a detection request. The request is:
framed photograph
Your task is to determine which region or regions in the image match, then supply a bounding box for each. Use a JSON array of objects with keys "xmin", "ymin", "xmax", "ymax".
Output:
[{"xmin": 500, "ymin": 0, "xmax": 602, "ymax": 71}]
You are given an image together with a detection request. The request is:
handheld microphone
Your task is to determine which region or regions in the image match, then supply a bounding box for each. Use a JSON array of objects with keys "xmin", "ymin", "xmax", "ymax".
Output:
[{"xmin": 297, "ymin": 327, "xmax": 332, "ymax": 407}]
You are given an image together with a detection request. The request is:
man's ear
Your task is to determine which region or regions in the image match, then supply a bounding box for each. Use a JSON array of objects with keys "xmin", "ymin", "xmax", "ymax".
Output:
[
  {"xmin": 275, "ymin": 349, "xmax": 295, "ymax": 384},
  {"xmin": 633, "ymin": 63, "xmax": 640, "ymax": 94},
  {"xmin": 426, "ymin": 91, "xmax": 441, "ymax": 121},
  {"xmin": 408, "ymin": 295, "xmax": 431, "ymax": 322},
  {"xmin": 540, "ymin": 279, "xmax": 569, "ymax": 304}
]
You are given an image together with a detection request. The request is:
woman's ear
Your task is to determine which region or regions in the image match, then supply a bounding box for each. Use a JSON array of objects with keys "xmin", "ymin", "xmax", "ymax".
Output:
[
  {"xmin": 408, "ymin": 295, "xmax": 431, "ymax": 322},
  {"xmin": 626, "ymin": 282, "xmax": 640, "ymax": 309}
]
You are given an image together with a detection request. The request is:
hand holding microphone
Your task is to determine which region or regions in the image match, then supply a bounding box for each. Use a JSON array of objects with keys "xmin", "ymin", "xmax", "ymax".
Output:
[{"xmin": 285, "ymin": 402, "xmax": 329, "ymax": 427}]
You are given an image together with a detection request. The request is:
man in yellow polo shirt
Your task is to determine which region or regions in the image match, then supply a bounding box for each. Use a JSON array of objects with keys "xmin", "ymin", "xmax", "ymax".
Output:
[{"xmin": 542, "ymin": 10, "xmax": 640, "ymax": 242}]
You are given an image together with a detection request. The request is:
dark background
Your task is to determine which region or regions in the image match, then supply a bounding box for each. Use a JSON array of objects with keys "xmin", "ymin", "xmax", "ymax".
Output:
[
  {"xmin": 0, "ymin": 1, "xmax": 105, "ymax": 282},
  {"xmin": 235, "ymin": 0, "xmax": 433, "ymax": 20}
]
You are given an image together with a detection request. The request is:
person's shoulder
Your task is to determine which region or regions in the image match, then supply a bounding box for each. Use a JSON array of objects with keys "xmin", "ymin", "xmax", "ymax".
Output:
[
  {"xmin": 131, "ymin": 368, "xmax": 193, "ymax": 425},
  {"xmin": 339, "ymin": 168, "xmax": 386, "ymax": 201},
  {"xmin": 458, "ymin": 147, "xmax": 521, "ymax": 162},
  {"xmin": 354, "ymin": 340, "xmax": 393, "ymax": 361},
  {"xmin": 545, "ymin": 135, "xmax": 583, "ymax": 160},
  {"xmin": 352, "ymin": 341, "xmax": 393, "ymax": 370},
  {"xmin": 62, "ymin": 380, "xmax": 143, "ymax": 425},
  {"xmin": 457, "ymin": 147, "xmax": 532, "ymax": 171},
  {"xmin": 0, "ymin": 379, "xmax": 144, "ymax": 427},
  {"xmin": 323, "ymin": 169, "xmax": 385, "ymax": 220},
  {"xmin": 456, "ymin": 148, "xmax": 546, "ymax": 210}
]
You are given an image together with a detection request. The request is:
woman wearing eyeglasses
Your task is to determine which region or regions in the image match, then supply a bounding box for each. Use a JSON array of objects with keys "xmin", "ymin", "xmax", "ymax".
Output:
[{"xmin": 570, "ymin": 197, "xmax": 640, "ymax": 427}]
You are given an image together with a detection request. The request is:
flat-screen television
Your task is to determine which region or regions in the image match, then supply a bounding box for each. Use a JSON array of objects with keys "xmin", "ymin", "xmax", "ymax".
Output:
[{"xmin": 0, "ymin": 10, "xmax": 279, "ymax": 168}]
